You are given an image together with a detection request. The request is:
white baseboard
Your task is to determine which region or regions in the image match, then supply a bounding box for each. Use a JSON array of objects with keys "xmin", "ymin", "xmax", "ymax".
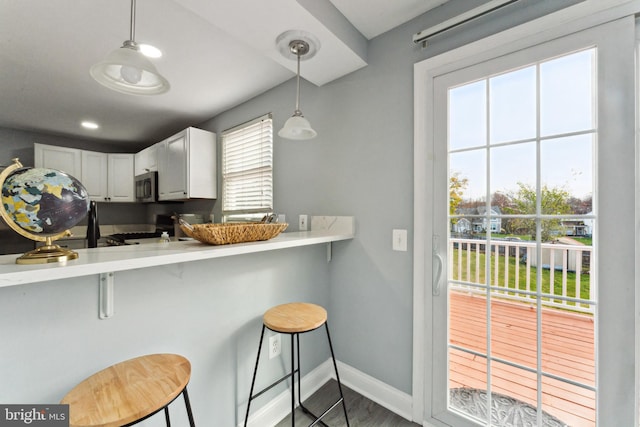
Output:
[
  {"xmin": 241, "ymin": 359, "xmax": 414, "ymax": 426},
  {"xmin": 336, "ymin": 361, "xmax": 413, "ymax": 422}
]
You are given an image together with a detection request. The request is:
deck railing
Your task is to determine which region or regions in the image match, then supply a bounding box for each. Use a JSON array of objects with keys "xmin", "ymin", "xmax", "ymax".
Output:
[{"xmin": 449, "ymin": 237, "xmax": 595, "ymax": 314}]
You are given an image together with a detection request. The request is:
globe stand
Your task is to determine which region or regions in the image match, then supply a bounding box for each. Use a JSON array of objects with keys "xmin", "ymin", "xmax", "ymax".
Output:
[
  {"xmin": 0, "ymin": 158, "xmax": 84, "ymax": 265},
  {"xmin": 15, "ymin": 236, "xmax": 79, "ymax": 265}
]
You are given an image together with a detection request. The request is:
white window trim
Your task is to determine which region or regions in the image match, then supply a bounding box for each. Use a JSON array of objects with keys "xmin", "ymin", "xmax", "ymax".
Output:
[{"xmin": 413, "ymin": 1, "xmax": 639, "ymax": 424}]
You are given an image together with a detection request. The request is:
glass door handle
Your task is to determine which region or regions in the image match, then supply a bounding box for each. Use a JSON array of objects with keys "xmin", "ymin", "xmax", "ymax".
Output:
[{"xmin": 433, "ymin": 252, "xmax": 443, "ymax": 296}]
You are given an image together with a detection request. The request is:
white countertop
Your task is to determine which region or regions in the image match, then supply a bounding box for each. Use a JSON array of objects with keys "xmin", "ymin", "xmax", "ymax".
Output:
[{"xmin": 0, "ymin": 218, "xmax": 354, "ymax": 288}]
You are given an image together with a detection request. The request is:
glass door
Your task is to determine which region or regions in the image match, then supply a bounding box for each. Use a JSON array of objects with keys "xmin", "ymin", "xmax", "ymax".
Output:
[
  {"xmin": 425, "ymin": 17, "xmax": 636, "ymax": 427},
  {"xmin": 444, "ymin": 47, "xmax": 596, "ymax": 427}
]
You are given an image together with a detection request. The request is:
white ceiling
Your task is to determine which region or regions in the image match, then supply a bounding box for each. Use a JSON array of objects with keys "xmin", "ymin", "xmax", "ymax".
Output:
[
  {"xmin": 0, "ymin": 0, "xmax": 449, "ymax": 146},
  {"xmin": 330, "ymin": 0, "xmax": 450, "ymax": 39}
]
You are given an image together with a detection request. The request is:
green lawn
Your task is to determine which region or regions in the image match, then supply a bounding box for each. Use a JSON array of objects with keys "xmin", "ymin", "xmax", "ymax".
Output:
[
  {"xmin": 571, "ymin": 236, "xmax": 593, "ymax": 245},
  {"xmin": 451, "ymin": 246, "xmax": 593, "ymax": 312},
  {"xmin": 490, "ymin": 233, "xmax": 534, "ymax": 241}
]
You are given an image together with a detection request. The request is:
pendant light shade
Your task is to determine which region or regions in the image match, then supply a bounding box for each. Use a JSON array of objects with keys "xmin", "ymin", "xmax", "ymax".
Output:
[
  {"xmin": 276, "ymin": 32, "xmax": 319, "ymax": 140},
  {"xmin": 279, "ymin": 114, "xmax": 317, "ymax": 140},
  {"xmin": 91, "ymin": 0, "xmax": 169, "ymax": 95}
]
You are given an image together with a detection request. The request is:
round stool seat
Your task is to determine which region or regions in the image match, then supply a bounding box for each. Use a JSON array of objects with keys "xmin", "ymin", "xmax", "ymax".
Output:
[
  {"xmin": 263, "ymin": 302, "xmax": 327, "ymax": 333},
  {"xmin": 61, "ymin": 354, "xmax": 191, "ymax": 427}
]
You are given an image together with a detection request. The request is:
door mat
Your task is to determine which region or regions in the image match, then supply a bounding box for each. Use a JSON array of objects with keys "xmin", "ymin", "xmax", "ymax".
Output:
[{"xmin": 450, "ymin": 387, "xmax": 568, "ymax": 427}]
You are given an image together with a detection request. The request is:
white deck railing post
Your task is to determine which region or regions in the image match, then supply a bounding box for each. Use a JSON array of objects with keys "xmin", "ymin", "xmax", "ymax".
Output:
[{"xmin": 449, "ymin": 237, "xmax": 594, "ymax": 314}]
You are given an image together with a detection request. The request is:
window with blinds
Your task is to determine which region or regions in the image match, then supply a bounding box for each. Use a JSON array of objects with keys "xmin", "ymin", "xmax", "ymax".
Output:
[{"xmin": 221, "ymin": 113, "xmax": 273, "ymax": 222}]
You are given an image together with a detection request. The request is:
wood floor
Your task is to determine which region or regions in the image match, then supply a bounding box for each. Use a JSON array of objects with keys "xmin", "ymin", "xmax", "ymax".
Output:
[
  {"xmin": 449, "ymin": 291, "xmax": 595, "ymax": 427},
  {"xmin": 275, "ymin": 380, "xmax": 419, "ymax": 427},
  {"xmin": 275, "ymin": 293, "xmax": 595, "ymax": 426}
]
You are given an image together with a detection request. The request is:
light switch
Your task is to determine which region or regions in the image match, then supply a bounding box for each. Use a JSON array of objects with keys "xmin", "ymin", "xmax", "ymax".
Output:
[
  {"xmin": 299, "ymin": 214, "xmax": 308, "ymax": 231},
  {"xmin": 392, "ymin": 229, "xmax": 407, "ymax": 251}
]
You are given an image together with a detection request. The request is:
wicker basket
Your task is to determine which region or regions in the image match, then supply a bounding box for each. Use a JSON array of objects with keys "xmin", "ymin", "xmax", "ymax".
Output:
[{"xmin": 180, "ymin": 222, "xmax": 288, "ymax": 245}]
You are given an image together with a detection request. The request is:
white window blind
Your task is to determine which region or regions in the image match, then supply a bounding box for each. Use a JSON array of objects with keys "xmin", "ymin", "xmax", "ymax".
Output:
[{"xmin": 222, "ymin": 114, "xmax": 273, "ymax": 221}]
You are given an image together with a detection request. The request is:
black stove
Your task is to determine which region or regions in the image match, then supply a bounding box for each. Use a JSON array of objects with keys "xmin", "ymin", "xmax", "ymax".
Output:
[
  {"xmin": 105, "ymin": 214, "xmax": 175, "ymax": 246},
  {"xmin": 106, "ymin": 232, "xmax": 164, "ymax": 246}
]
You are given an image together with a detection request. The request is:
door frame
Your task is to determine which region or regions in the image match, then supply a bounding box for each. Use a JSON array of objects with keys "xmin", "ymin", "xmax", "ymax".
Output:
[{"xmin": 413, "ymin": 1, "xmax": 639, "ymax": 425}]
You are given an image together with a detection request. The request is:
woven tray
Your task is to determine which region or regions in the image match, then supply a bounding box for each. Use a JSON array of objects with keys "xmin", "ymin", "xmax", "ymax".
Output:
[{"xmin": 180, "ymin": 222, "xmax": 288, "ymax": 245}]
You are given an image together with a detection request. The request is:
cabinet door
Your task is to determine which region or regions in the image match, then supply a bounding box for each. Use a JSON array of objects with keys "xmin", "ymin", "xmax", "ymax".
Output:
[
  {"xmin": 34, "ymin": 143, "xmax": 82, "ymax": 178},
  {"xmin": 187, "ymin": 128, "xmax": 217, "ymax": 199},
  {"xmin": 134, "ymin": 144, "xmax": 158, "ymax": 176},
  {"xmin": 107, "ymin": 154, "xmax": 135, "ymax": 202},
  {"xmin": 158, "ymin": 132, "xmax": 188, "ymax": 200},
  {"xmin": 81, "ymin": 151, "xmax": 108, "ymax": 201}
]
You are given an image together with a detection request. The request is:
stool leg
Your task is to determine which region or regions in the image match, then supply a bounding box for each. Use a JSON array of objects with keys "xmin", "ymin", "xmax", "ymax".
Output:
[
  {"xmin": 290, "ymin": 333, "xmax": 296, "ymax": 426},
  {"xmin": 296, "ymin": 333, "xmax": 302, "ymax": 407},
  {"xmin": 183, "ymin": 387, "xmax": 196, "ymax": 427},
  {"xmin": 325, "ymin": 322, "xmax": 350, "ymax": 426},
  {"xmin": 297, "ymin": 332, "xmax": 331, "ymax": 427},
  {"xmin": 245, "ymin": 325, "xmax": 266, "ymax": 427},
  {"xmin": 164, "ymin": 406, "xmax": 171, "ymax": 427}
]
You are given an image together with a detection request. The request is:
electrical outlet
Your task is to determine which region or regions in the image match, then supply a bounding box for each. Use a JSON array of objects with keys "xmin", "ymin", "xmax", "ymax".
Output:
[
  {"xmin": 299, "ymin": 214, "xmax": 308, "ymax": 231},
  {"xmin": 268, "ymin": 334, "xmax": 281, "ymax": 359}
]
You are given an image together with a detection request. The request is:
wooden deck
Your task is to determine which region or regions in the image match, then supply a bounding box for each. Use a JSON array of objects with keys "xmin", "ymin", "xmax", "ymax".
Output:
[{"xmin": 449, "ymin": 291, "xmax": 595, "ymax": 427}]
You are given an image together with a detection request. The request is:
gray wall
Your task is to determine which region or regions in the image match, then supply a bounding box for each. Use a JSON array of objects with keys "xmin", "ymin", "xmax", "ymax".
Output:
[
  {"xmin": 199, "ymin": 0, "xmax": 581, "ymax": 395},
  {"xmin": 0, "ymin": 127, "xmax": 137, "ymax": 166}
]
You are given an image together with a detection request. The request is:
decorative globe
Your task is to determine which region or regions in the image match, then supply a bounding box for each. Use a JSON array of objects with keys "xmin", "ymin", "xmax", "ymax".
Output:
[{"xmin": 1, "ymin": 167, "xmax": 90, "ymax": 235}]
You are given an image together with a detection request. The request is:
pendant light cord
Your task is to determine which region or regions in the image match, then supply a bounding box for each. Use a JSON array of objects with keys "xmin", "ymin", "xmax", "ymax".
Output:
[
  {"xmin": 295, "ymin": 51, "xmax": 301, "ymax": 114},
  {"xmin": 129, "ymin": 0, "xmax": 136, "ymax": 42}
]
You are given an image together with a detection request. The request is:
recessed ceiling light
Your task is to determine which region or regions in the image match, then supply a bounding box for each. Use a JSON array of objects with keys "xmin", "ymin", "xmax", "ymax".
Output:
[
  {"xmin": 81, "ymin": 121, "xmax": 99, "ymax": 130},
  {"xmin": 139, "ymin": 44, "xmax": 162, "ymax": 58}
]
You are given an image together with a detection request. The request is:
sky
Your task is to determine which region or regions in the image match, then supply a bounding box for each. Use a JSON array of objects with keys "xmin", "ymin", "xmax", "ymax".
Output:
[{"xmin": 448, "ymin": 48, "xmax": 594, "ymax": 202}]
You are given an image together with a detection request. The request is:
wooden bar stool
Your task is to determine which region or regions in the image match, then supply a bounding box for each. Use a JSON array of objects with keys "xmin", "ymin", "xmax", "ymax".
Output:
[
  {"xmin": 244, "ymin": 302, "xmax": 349, "ymax": 426},
  {"xmin": 61, "ymin": 353, "xmax": 196, "ymax": 427}
]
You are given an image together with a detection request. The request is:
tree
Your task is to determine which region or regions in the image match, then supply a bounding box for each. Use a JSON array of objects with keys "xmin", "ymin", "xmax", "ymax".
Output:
[
  {"xmin": 491, "ymin": 192, "xmax": 514, "ymax": 233},
  {"xmin": 504, "ymin": 182, "xmax": 571, "ymax": 241},
  {"xmin": 567, "ymin": 195, "xmax": 592, "ymax": 215},
  {"xmin": 449, "ymin": 173, "xmax": 469, "ymax": 218}
]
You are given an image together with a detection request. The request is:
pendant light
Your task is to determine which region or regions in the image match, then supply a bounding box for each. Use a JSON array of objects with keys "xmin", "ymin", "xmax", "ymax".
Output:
[
  {"xmin": 90, "ymin": 0, "xmax": 169, "ymax": 95},
  {"xmin": 277, "ymin": 31, "xmax": 319, "ymax": 140}
]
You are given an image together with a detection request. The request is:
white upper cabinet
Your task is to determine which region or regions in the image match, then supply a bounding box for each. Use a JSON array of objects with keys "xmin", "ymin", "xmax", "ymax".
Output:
[
  {"xmin": 34, "ymin": 143, "xmax": 135, "ymax": 203},
  {"xmin": 34, "ymin": 143, "xmax": 82, "ymax": 178},
  {"xmin": 81, "ymin": 150, "xmax": 108, "ymax": 201},
  {"xmin": 81, "ymin": 151, "xmax": 134, "ymax": 203},
  {"xmin": 107, "ymin": 153, "xmax": 135, "ymax": 202},
  {"xmin": 157, "ymin": 127, "xmax": 216, "ymax": 201},
  {"xmin": 134, "ymin": 143, "xmax": 158, "ymax": 176}
]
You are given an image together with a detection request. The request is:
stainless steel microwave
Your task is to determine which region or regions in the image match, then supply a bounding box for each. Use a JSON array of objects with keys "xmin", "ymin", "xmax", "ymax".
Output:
[{"xmin": 135, "ymin": 171, "xmax": 157, "ymax": 203}]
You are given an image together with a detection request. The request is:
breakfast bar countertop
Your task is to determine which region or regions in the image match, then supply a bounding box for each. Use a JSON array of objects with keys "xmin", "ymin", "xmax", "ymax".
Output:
[{"xmin": 0, "ymin": 216, "xmax": 355, "ymax": 288}]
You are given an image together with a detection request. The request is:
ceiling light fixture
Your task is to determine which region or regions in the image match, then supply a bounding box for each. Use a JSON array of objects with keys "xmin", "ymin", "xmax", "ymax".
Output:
[
  {"xmin": 81, "ymin": 121, "xmax": 99, "ymax": 130},
  {"xmin": 90, "ymin": 0, "xmax": 169, "ymax": 95},
  {"xmin": 276, "ymin": 31, "xmax": 319, "ymax": 140}
]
